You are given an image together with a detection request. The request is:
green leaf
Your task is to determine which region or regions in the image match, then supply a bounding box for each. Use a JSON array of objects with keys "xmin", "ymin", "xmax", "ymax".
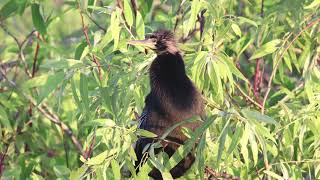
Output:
[
  {"xmin": 248, "ymin": 131, "xmax": 258, "ymax": 165},
  {"xmin": 136, "ymin": 11, "xmax": 145, "ymax": 39},
  {"xmin": 41, "ymin": 59, "xmax": 84, "ymax": 70},
  {"xmin": 75, "ymin": 42, "xmax": 87, "ymax": 59},
  {"xmin": 0, "ymin": 0, "xmax": 18, "ymax": 20},
  {"xmin": 250, "ymin": 39, "xmax": 281, "ymax": 60},
  {"xmin": 185, "ymin": 0, "xmax": 201, "ymax": 36},
  {"xmin": 0, "ymin": 107, "xmax": 12, "ymax": 132},
  {"xmin": 84, "ymin": 119, "xmax": 116, "ymax": 127},
  {"xmin": 238, "ymin": 16, "xmax": 258, "ymax": 27},
  {"xmin": 305, "ymin": 0, "xmax": 320, "ymax": 9},
  {"xmin": 164, "ymin": 116, "xmax": 215, "ymax": 170},
  {"xmin": 242, "ymin": 109, "xmax": 278, "ymax": 124},
  {"xmin": 221, "ymin": 55, "xmax": 248, "ymax": 82},
  {"xmin": 85, "ymin": 149, "xmax": 116, "ymax": 165},
  {"xmin": 231, "ymin": 23, "xmax": 241, "ymax": 37},
  {"xmin": 37, "ymin": 71, "xmax": 65, "ymax": 103},
  {"xmin": 80, "ymin": 73, "xmax": 89, "ymax": 111},
  {"xmin": 217, "ymin": 118, "xmax": 230, "ymax": 165},
  {"xmin": 22, "ymin": 74, "xmax": 49, "ymax": 89},
  {"xmin": 110, "ymin": 9, "xmax": 121, "ymax": 50},
  {"xmin": 95, "ymin": 28, "xmax": 113, "ymax": 51},
  {"xmin": 136, "ymin": 129, "xmax": 157, "ymax": 138},
  {"xmin": 227, "ymin": 124, "xmax": 243, "ymax": 155},
  {"xmin": 264, "ymin": 170, "xmax": 285, "ymax": 180},
  {"xmin": 31, "ymin": 3, "xmax": 47, "ymax": 35},
  {"xmin": 111, "ymin": 160, "xmax": 121, "ymax": 180},
  {"xmin": 197, "ymin": 134, "xmax": 206, "ymax": 180},
  {"xmin": 123, "ymin": 0, "xmax": 134, "ymax": 27}
]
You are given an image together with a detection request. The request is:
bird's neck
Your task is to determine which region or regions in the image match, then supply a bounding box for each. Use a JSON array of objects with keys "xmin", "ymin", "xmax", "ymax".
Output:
[
  {"xmin": 149, "ymin": 52, "xmax": 195, "ymax": 110},
  {"xmin": 150, "ymin": 52, "xmax": 186, "ymax": 85}
]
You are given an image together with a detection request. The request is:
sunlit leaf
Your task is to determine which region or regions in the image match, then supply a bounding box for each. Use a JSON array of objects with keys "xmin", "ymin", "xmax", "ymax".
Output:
[
  {"xmin": 250, "ymin": 39, "xmax": 281, "ymax": 60},
  {"xmin": 231, "ymin": 23, "xmax": 242, "ymax": 37},
  {"xmin": 123, "ymin": 0, "xmax": 134, "ymax": 27}
]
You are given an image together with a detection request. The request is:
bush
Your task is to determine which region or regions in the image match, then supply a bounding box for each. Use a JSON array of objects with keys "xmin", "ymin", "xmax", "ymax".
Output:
[{"xmin": 0, "ymin": 0, "xmax": 319, "ymax": 179}]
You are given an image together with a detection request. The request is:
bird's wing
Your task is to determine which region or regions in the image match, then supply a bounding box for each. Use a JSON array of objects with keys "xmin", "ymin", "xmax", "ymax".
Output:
[{"xmin": 138, "ymin": 106, "xmax": 149, "ymax": 129}]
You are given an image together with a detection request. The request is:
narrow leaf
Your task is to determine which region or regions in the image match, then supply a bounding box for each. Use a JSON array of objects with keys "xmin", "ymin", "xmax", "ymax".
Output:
[
  {"xmin": 250, "ymin": 39, "xmax": 281, "ymax": 60},
  {"xmin": 31, "ymin": 3, "xmax": 47, "ymax": 35}
]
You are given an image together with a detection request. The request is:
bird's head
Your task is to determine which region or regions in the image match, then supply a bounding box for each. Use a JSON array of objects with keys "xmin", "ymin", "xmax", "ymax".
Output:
[{"xmin": 128, "ymin": 29, "xmax": 179, "ymax": 54}]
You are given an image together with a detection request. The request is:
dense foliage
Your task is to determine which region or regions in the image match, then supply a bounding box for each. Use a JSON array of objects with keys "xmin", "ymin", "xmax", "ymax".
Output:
[{"xmin": 0, "ymin": 0, "xmax": 320, "ymax": 179}]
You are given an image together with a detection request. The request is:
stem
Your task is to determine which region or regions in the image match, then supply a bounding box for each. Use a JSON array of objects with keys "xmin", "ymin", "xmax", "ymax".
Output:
[{"xmin": 261, "ymin": 18, "xmax": 320, "ymax": 114}]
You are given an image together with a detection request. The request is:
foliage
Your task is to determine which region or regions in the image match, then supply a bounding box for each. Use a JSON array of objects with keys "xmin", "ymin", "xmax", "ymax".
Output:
[{"xmin": 0, "ymin": 0, "xmax": 320, "ymax": 179}]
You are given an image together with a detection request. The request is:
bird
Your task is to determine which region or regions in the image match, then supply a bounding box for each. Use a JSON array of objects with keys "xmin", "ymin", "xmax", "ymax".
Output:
[{"xmin": 128, "ymin": 29, "xmax": 204, "ymax": 179}]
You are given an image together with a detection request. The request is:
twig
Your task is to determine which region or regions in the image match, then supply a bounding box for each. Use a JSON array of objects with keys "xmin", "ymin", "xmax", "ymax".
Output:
[
  {"xmin": 84, "ymin": 130, "xmax": 96, "ymax": 159},
  {"xmin": 262, "ymin": 17, "xmax": 320, "ymax": 114},
  {"xmin": 32, "ymin": 32, "xmax": 41, "ymax": 77},
  {"xmin": 130, "ymin": 0, "xmax": 138, "ymax": 16},
  {"xmin": 85, "ymin": 14, "xmax": 106, "ymax": 33},
  {"xmin": 0, "ymin": 22, "xmax": 20, "ymax": 47},
  {"xmin": 234, "ymin": 83, "xmax": 263, "ymax": 109},
  {"xmin": 204, "ymin": 166, "xmax": 240, "ymax": 180},
  {"xmin": 0, "ymin": 22, "xmax": 34, "ymax": 77},
  {"xmin": 78, "ymin": 3, "xmax": 102, "ymax": 80},
  {"xmin": 198, "ymin": 9, "xmax": 207, "ymax": 39},
  {"xmin": 173, "ymin": 0, "xmax": 186, "ymax": 32},
  {"xmin": 253, "ymin": 58, "xmax": 263, "ymax": 105},
  {"xmin": 0, "ymin": 68, "xmax": 84, "ymax": 155}
]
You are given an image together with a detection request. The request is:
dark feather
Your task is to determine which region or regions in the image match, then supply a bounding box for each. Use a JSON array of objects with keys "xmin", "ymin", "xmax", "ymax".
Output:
[{"xmin": 134, "ymin": 29, "xmax": 204, "ymax": 179}]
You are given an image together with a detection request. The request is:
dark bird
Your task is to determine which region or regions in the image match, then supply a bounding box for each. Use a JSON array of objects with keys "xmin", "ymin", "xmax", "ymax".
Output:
[{"xmin": 128, "ymin": 29, "xmax": 204, "ymax": 179}]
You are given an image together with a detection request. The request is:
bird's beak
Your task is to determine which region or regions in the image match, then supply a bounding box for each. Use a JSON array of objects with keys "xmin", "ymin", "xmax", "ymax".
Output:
[{"xmin": 127, "ymin": 39, "xmax": 156, "ymax": 50}]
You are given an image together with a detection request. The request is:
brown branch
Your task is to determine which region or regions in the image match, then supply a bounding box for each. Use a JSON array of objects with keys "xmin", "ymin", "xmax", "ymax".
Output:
[
  {"xmin": 205, "ymin": 166, "xmax": 239, "ymax": 180},
  {"xmin": 262, "ymin": 17, "xmax": 320, "ymax": 114},
  {"xmin": 32, "ymin": 32, "xmax": 41, "ymax": 77},
  {"xmin": 0, "ymin": 22, "xmax": 34, "ymax": 77},
  {"xmin": 234, "ymin": 83, "xmax": 263, "ymax": 109},
  {"xmin": 0, "ymin": 68, "xmax": 84, "ymax": 155},
  {"xmin": 85, "ymin": 14, "xmax": 106, "ymax": 33},
  {"xmin": 130, "ymin": 0, "xmax": 138, "ymax": 16},
  {"xmin": 173, "ymin": 1, "xmax": 185, "ymax": 32},
  {"xmin": 78, "ymin": 3, "xmax": 102, "ymax": 80},
  {"xmin": 84, "ymin": 130, "xmax": 96, "ymax": 159},
  {"xmin": 116, "ymin": 0, "xmax": 130, "ymax": 29}
]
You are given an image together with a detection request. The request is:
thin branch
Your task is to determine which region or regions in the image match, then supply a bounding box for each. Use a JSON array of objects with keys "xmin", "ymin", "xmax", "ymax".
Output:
[
  {"xmin": 253, "ymin": 58, "xmax": 263, "ymax": 105},
  {"xmin": 0, "ymin": 68, "xmax": 84, "ymax": 155},
  {"xmin": 85, "ymin": 14, "xmax": 106, "ymax": 33},
  {"xmin": 234, "ymin": 83, "xmax": 263, "ymax": 109},
  {"xmin": 262, "ymin": 17, "xmax": 320, "ymax": 114},
  {"xmin": 205, "ymin": 166, "xmax": 240, "ymax": 180},
  {"xmin": 0, "ymin": 22, "xmax": 20, "ymax": 47},
  {"xmin": 78, "ymin": 3, "xmax": 102, "ymax": 80},
  {"xmin": 32, "ymin": 32, "xmax": 41, "ymax": 77},
  {"xmin": 173, "ymin": 0, "xmax": 186, "ymax": 32}
]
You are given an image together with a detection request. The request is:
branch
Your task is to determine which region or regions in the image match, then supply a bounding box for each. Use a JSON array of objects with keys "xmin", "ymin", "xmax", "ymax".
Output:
[
  {"xmin": 234, "ymin": 83, "xmax": 263, "ymax": 109},
  {"xmin": 173, "ymin": 0, "xmax": 186, "ymax": 32},
  {"xmin": 261, "ymin": 17, "xmax": 320, "ymax": 114},
  {"xmin": 253, "ymin": 58, "xmax": 263, "ymax": 105},
  {"xmin": 32, "ymin": 32, "xmax": 41, "ymax": 77},
  {"xmin": 0, "ymin": 68, "xmax": 84, "ymax": 155},
  {"xmin": 205, "ymin": 166, "xmax": 239, "ymax": 180},
  {"xmin": 85, "ymin": 14, "xmax": 106, "ymax": 33},
  {"xmin": 78, "ymin": 3, "xmax": 102, "ymax": 80}
]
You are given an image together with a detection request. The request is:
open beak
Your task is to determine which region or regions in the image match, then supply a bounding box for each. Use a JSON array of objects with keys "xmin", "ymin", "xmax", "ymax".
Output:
[{"xmin": 127, "ymin": 39, "xmax": 156, "ymax": 50}]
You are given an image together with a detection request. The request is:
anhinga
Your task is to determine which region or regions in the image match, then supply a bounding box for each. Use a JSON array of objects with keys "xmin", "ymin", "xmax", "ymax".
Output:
[{"xmin": 128, "ymin": 29, "xmax": 204, "ymax": 179}]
